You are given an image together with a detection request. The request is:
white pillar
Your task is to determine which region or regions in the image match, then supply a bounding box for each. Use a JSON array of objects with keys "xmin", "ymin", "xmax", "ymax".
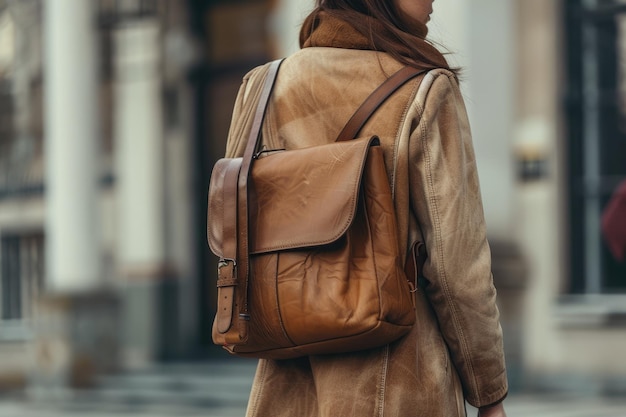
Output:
[
  {"xmin": 113, "ymin": 19, "xmax": 166, "ymax": 367},
  {"xmin": 44, "ymin": 0, "xmax": 101, "ymax": 293},
  {"xmin": 114, "ymin": 20, "xmax": 164, "ymax": 274}
]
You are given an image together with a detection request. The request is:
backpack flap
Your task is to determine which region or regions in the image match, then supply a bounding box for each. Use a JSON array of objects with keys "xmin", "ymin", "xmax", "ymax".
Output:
[
  {"xmin": 208, "ymin": 137, "xmax": 378, "ymax": 257},
  {"xmin": 249, "ymin": 136, "xmax": 377, "ymax": 254}
]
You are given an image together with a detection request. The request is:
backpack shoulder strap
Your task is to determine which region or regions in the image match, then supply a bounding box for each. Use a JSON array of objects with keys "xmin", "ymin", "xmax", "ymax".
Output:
[
  {"xmin": 336, "ymin": 66, "xmax": 427, "ymax": 142},
  {"xmin": 216, "ymin": 59, "xmax": 284, "ymax": 336}
]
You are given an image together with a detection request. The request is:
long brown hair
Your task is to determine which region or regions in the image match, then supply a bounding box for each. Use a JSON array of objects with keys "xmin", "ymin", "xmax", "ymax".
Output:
[{"xmin": 299, "ymin": 0, "xmax": 452, "ymax": 72}]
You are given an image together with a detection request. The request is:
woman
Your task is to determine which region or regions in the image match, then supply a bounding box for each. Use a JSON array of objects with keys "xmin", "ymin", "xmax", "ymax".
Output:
[{"xmin": 224, "ymin": 0, "xmax": 508, "ymax": 416}]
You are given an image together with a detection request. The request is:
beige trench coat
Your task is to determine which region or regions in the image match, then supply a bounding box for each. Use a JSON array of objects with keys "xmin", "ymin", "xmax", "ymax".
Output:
[{"xmin": 224, "ymin": 47, "xmax": 508, "ymax": 417}]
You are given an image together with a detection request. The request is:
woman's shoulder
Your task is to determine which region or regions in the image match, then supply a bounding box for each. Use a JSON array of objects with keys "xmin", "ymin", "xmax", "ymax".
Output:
[
  {"xmin": 420, "ymin": 68, "xmax": 458, "ymax": 86},
  {"xmin": 412, "ymin": 68, "xmax": 461, "ymax": 111}
]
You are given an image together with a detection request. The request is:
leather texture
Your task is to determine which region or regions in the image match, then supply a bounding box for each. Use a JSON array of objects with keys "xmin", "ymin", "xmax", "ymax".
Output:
[
  {"xmin": 207, "ymin": 61, "xmax": 422, "ymax": 359},
  {"xmin": 211, "ymin": 137, "xmax": 373, "ymax": 254}
]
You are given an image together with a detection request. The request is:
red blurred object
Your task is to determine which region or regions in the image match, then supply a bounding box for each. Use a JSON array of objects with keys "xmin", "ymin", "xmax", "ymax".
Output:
[{"xmin": 602, "ymin": 180, "xmax": 626, "ymax": 262}]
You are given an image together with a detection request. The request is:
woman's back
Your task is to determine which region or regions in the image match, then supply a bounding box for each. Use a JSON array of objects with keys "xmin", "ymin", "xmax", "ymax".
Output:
[{"xmin": 223, "ymin": 4, "xmax": 508, "ymax": 417}]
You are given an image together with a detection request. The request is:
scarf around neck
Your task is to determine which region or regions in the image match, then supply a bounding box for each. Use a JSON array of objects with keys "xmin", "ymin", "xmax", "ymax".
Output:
[{"xmin": 301, "ymin": 11, "xmax": 449, "ymax": 71}]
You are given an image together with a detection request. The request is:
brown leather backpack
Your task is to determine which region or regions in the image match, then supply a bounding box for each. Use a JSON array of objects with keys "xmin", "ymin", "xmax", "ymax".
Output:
[{"xmin": 207, "ymin": 59, "xmax": 426, "ymax": 359}]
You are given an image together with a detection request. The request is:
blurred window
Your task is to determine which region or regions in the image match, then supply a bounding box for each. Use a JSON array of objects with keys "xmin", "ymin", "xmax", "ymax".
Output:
[
  {"xmin": 0, "ymin": 233, "xmax": 44, "ymax": 321},
  {"xmin": 565, "ymin": 0, "xmax": 626, "ymax": 293}
]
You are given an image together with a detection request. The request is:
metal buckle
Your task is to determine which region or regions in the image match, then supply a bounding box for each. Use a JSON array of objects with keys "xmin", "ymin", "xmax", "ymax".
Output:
[
  {"xmin": 218, "ymin": 258, "xmax": 236, "ymax": 269},
  {"xmin": 253, "ymin": 147, "xmax": 286, "ymax": 159}
]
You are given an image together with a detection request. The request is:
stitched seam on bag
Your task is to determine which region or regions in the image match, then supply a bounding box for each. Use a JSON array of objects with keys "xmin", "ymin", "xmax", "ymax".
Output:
[
  {"xmin": 274, "ymin": 253, "xmax": 296, "ymax": 346},
  {"xmin": 378, "ymin": 345, "xmax": 390, "ymax": 417},
  {"xmin": 360, "ymin": 190, "xmax": 384, "ymax": 322},
  {"xmin": 245, "ymin": 321, "xmax": 411, "ymax": 356},
  {"xmin": 419, "ymin": 73, "xmax": 480, "ymax": 400}
]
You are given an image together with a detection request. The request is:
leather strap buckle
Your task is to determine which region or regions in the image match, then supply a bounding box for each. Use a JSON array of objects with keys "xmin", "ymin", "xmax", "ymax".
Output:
[
  {"xmin": 217, "ymin": 258, "xmax": 237, "ymax": 288},
  {"xmin": 218, "ymin": 258, "xmax": 237, "ymax": 269}
]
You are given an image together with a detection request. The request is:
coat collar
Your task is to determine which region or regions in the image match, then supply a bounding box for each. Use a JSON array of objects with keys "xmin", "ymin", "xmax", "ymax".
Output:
[{"xmin": 300, "ymin": 11, "xmax": 448, "ymax": 70}]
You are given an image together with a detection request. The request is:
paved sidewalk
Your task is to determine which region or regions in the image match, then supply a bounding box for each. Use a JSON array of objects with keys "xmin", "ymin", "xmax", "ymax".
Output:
[
  {"xmin": 0, "ymin": 360, "xmax": 624, "ymax": 416},
  {"xmin": 0, "ymin": 400, "xmax": 244, "ymax": 417},
  {"xmin": 1, "ymin": 392, "xmax": 625, "ymax": 417},
  {"xmin": 469, "ymin": 394, "xmax": 626, "ymax": 417}
]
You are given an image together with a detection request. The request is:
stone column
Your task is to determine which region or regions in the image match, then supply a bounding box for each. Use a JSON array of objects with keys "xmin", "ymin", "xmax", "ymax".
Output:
[
  {"xmin": 40, "ymin": 0, "xmax": 119, "ymax": 393},
  {"xmin": 44, "ymin": 0, "xmax": 100, "ymax": 293},
  {"xmin": 113, "ymin": 19, "xmax": 174, "ymax": 367},
  {"xmin": 114, "ymin": 20, "xmax": 164, "ymax": 274}
]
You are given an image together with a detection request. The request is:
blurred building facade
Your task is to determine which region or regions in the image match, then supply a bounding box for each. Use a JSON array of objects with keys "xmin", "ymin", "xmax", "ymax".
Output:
[
  {"xmin": 0, "ymin": 0, "xmax": 624, "ymax": 397},
  {"xmin": 429, "ymin": 0, "xmax": 626, "ymax": 395}
]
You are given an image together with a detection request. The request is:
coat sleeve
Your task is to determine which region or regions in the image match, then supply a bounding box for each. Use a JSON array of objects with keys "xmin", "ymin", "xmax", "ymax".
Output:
[
  {"xmin": 408, "ymin": 71, "xmax": 508, "ymax": 408},
  {"xmin": 225, "ymin": 64, "xmax": 272, "ymax": 159}
]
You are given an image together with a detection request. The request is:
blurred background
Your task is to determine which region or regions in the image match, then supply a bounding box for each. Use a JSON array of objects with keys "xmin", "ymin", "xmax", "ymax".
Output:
[{"xmin": 0, "ymin": 0, "xmax": 625, "ymax": 416}]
